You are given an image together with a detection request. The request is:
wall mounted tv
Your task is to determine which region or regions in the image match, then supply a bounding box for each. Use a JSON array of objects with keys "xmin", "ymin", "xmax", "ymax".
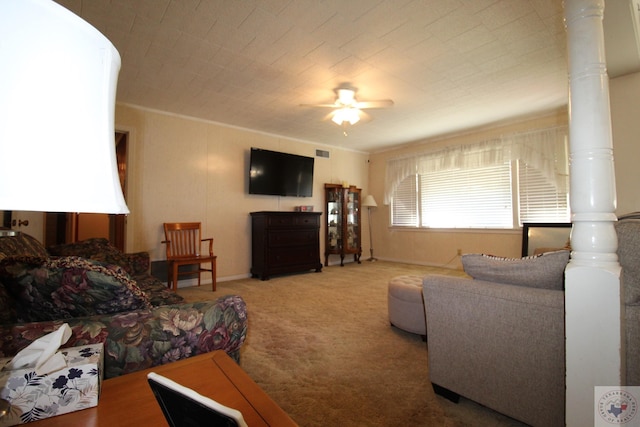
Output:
[{"xmin": 249, "ymin": 148, "xmax": 315, "ymax": 197}]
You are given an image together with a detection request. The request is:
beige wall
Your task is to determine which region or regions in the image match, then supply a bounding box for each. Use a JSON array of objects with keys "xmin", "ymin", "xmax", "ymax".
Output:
[
  {"xmin": 368, "ymin": 110, "xmax": 568, "ymax": 269},
  {"xmin": 115, "ymin": 70, "xmax": 639, "ymax": 276},
  {"xmin": 610, "ymin": 71, "xmax": 640, "ymax": 216},
  {"xmin": 367, "ymin": 68, "xmax": 640, "ymax": 271},
  {"xmin": 115, "ymin": 105, "xmax": 369, "ymax": 280}
]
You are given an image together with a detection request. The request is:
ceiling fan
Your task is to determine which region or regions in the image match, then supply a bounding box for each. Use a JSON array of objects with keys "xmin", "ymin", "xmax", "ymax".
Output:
[{"xmin": 301, "ymin": 85, "xmax": 394, "ymax": 128}]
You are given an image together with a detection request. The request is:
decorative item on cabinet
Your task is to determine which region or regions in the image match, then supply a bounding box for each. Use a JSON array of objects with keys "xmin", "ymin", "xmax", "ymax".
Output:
[{"xmin": 324, "ymin": 184, "xmax": 362, "ymax": 266}]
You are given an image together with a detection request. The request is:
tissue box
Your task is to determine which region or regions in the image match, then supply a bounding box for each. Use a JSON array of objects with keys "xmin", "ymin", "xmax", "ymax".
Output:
[{"xmin": 0, "ymin": 344, "xmax": 103, "ymax": 426}]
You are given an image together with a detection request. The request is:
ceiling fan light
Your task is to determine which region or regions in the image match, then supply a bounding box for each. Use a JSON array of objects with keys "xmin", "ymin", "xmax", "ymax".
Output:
[
  {"xmin": 346, "ymin": 108, "xmax": 360, "ymax": 125},
  {"xmin": 332, "ymin": 107, "xmax": 360, "ymax": 126}
]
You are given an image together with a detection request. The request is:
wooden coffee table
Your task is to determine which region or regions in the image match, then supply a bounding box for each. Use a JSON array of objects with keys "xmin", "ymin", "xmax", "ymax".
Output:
[{"xmin": 28, "ymin": 351, "xmax": 297, "ymax": 426}]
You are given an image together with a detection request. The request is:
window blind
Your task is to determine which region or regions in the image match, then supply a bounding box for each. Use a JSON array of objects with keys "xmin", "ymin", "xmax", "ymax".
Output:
[
  {"xmin": 388, "ymin": 125, "xmax": 570, "ymax": 228},
  {"xmin": 518, "ymin": 161, "xmax": 570, "ymax": 224},
  {"xmin": 420, "ymin": 163, "xmax": 513, "ymax": 228},
  {"xmin": 391, "ymin": 175, "xmax": 418, "ymax": 226}
]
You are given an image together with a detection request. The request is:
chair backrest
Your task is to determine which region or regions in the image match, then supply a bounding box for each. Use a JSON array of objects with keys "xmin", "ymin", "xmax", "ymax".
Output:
[{"xmin": 163, "ymin": 222, "xmax": 203, "ymax": 259}]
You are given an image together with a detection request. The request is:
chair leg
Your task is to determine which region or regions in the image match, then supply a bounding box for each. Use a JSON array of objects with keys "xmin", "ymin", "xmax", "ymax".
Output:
[
  {"xmin": 166, "ymin": 262, "xmax": 172, "ymax": 290},
  {"xmin": 211, "ymin": 258, "xmax": 217, "ymax": 292},
  {"xmin": 172, "ymin": 265, "xmax": 179, "ymax": 292}
]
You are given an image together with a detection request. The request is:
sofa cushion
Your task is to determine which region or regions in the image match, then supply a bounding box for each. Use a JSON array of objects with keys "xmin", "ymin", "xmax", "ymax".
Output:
[
  {"xmin": 0, "ymin": 256, "xmax": 151, "ymax": 322},
  {"xmin": 462, "ymin": 250, "xmax": 570, "ymax": 290},
  {"xmin": 48, "ymin": 238, "xmax": 145, "ymax": 275},
  {"xmin": 0, "ymin": 232, "xmax": 49, "ymax": 261}
]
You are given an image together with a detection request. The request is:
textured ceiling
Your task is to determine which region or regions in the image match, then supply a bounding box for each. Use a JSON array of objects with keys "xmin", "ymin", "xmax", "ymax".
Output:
[{"xmin": 55, "ymin": 0, "xmax": 639, "ymax": 152}]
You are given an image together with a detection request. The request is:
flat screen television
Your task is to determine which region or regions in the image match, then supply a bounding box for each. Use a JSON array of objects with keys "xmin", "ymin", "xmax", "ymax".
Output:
[{"xmin": 249, "ymin": 148, "xmax": 314, "ymax": 197}]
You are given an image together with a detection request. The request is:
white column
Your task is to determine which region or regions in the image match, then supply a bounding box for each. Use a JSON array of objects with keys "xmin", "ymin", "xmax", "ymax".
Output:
[{"xmin": 563, "ymin": 1, "xmax": 624, "ymax": 426}]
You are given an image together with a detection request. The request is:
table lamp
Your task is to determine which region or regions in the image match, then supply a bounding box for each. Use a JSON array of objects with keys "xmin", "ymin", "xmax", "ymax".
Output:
[
  {"xmin": 362, "ymin": 195, "xmax": 378, "ymax": 261},
  {"xmin": 0, "ymin": 0, "xmax": 129, "ymax": 217}
]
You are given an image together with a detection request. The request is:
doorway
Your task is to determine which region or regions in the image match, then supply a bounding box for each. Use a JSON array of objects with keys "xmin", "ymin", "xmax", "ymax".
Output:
[{"xmin": 44, "ymin": 131, "xmax": 128, "ymax": 251}]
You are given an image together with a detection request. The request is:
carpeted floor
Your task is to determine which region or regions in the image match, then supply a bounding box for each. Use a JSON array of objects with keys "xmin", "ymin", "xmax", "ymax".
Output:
[{"xmin": 178, "ymin": 261, "xmax": 527, "ymax": 427}]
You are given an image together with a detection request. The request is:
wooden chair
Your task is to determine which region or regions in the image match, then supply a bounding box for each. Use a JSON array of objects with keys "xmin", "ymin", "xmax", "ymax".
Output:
[{"xmin": 162, "ymin": 222, "xmax": 217, "ymax": 292}]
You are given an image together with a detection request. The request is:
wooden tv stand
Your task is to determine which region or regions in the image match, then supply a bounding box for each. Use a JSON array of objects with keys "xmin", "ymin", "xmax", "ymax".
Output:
[
  {"xmin": 250, "ymin": 211, "xmax": 322, "ymax": 280},
  {"xmin": 28, "ymin": 351, "xmax": 297, "ymax": 427}
]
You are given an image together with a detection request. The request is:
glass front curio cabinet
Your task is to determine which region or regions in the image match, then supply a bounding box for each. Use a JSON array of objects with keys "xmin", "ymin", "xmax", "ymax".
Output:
[{"xmin": 324, "ymin": 183, "xmax": 362, "ymax": 266}]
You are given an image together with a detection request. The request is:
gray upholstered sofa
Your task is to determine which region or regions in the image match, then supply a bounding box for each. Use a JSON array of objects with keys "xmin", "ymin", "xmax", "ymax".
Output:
[
  {"xmin": 422, "ymin": 217, "xmax": 640, "ymax": 427},
  {"xmin": 618, "ymin": 217, "xmax": 640, "ymax": 388}
]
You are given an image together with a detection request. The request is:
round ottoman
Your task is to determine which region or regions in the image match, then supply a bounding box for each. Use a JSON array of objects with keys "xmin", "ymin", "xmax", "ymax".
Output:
[{"xmin": 387, "ymin": 275, "xmax": 426, "ymax": 337}]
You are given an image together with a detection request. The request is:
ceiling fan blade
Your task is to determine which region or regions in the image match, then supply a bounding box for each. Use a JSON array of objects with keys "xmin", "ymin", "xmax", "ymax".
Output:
[
  {"xmin": 299, "ymin": 103, "xmax": 339, "ymax": 108},
  {"xmin": 355, "ymin": 100, "xmax": 394, "ymax": 109},
  {"xmin": 359, "ymin": 110, "xmax": 373, "ymax": 122},
  {"xmin": 322, "ymin": 111, "xmax": 336, "ymax": 121}
]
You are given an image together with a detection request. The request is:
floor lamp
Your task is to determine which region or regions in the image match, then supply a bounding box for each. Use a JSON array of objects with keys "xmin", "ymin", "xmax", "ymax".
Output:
[{"xmin": 362, "ymin": 195, "xmax": 378, "ymax": 262}]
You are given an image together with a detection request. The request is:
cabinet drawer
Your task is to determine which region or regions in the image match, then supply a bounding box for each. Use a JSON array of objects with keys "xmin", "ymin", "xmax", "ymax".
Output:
[
  {"xmin": 268, "ymin": 246, "xmax": 319, "ymax": 266},
  {"xmin": 266, "ymin": 215, "xmax": 296, "ymax": 227},
  {"xmin": 266, "ymin": 214, "xmax": 319, "ymax": 228},
  {"xmin": 268, "ymin": 230, "xmax": 317, "ymax": 247},
  {"xmin": 294, "ymin": 215, "xmax": 319, "ymax": 227}
]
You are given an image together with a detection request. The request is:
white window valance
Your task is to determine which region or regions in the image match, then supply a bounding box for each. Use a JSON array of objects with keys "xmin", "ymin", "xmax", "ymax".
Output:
[{"xmin": 384, "ymin": 126, "xmax": 568, "ymax": 204}]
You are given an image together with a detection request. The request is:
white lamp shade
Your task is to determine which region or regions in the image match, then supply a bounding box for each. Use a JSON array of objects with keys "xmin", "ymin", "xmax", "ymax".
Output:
[
  {"xmin": 362, "ymin": 195, "xmax": 378, "ymax": 207},
  {"xmin": 0, "ymin": 0, "xmax": 129, "ymax": 214}
]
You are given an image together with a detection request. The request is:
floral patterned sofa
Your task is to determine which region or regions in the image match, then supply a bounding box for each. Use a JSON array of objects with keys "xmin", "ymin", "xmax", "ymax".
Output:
[{"xmin": 0, "ymin": 232, "xmax": 247, "ymax": 379}]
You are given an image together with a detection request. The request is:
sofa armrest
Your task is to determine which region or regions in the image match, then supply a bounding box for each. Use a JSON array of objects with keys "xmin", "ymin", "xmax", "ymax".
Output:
[
  {"xmin": 0, "ymin": 295, "xmax": 247, "ymax": 379},
  {"xmin": 423, "ymin": 274, "xmax": 565, "ymax": 427}
]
